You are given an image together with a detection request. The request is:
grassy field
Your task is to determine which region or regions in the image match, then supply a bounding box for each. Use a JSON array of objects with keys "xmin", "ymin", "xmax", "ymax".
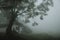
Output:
[
  {"xmin": 15, "ymin": 32, "xmax": 60, "ymax": 40},
  {"xmin": 0, "ymin": 32, "xmax": 60, "ymax": 40}
]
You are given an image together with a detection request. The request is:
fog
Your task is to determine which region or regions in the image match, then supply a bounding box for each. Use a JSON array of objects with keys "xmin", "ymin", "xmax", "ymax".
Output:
[
  {"xmin": 1, "ymin": 0, "xmax": 59, "ymax": 38},
  {"xmin": 21, "ymin": 0, "xmax": 60, "ymax": 37},
  {"xmin": 0, "ymin": 0, "xmax": 60, "ymax": 40}
]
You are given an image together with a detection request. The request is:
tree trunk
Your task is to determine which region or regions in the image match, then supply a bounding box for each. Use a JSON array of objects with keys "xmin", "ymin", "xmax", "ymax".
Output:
[
  {"xmin": 4, "ymin": 0, "xmax": 22, "ymax": 39},
  {"xmin": 5, "ymin": 8, "xmax": 17, "ymax": 39},
  {"xmin": 5, "ymin": 9, "xmax": 26, "ymax": 40}
]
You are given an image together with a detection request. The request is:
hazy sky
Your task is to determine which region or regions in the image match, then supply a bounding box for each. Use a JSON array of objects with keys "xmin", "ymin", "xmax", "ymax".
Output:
[
  {"xmin": 17, "ymin": 0, "xmax": 60, "ymax": 37},
  {"xmin": 24, "ymin": 0, "xmax": 60, "ymax": 37}
]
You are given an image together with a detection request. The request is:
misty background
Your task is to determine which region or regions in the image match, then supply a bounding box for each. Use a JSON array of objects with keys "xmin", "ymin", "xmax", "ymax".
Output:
[
  {"xmin": 0, "ymin": 0, "xmax": 60, "ymax": 39},
  {"xmin": 17, "ymin": 0, "xmax": 60, "ymax": 37}
]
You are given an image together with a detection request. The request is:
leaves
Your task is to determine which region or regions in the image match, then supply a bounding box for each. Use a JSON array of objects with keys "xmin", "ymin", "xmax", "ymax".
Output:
[
  {"xmin": 47, "ymin": 0, "xmax": 53, "ymax": 7},
  {"xmin": 37, "ymin": 2, "xmax": 49, "ymax": 13},
  {"xmin": 44, "ymin": 13, "xmax": 48, "ymax": 16},
  {"xmin": 40, "ymin": 15, "xmax": 43, "ymax": 20},
  {"xmin": 0, "ymin": 0, "xmax": 54, "ymax": 28},
  {"xmin": 32, "ymin": 22, "xmax": 38, "ymax": 26},
  {"xmin": 34, "ymin": 12, "xmax": 39, "ymax": 15},
  {"xmin": 25, "ymin": 20, "xmax": 30, "ymax": 23}
]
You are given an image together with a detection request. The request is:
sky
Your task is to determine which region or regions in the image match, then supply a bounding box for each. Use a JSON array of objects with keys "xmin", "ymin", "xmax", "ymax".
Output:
[{"xmin": 20, "ymin": 0, "xmax": 60, "ymax": 37}]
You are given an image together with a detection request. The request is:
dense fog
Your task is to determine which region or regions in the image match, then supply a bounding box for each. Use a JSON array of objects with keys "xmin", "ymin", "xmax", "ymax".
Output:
[
  {"xmin": 17, "ymin": 0, "xmax": 60, "ymax": 37},
  {"xmin": 0, "ymin": 0, "xmax": 60, "ymax": 39},
  {"xmin": 33, "ymin": 0, "xmax": 60, "ymax": 37}
]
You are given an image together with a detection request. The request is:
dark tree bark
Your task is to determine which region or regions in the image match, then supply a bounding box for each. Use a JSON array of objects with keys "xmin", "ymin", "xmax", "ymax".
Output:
[
  {"xmin": 5, "ymin": 0, "xmax": 17, "ymax": 35},
  {"xmin": 1, "ymin": 0, "xmax": 26, "ymax": 40},
  {"xmin": 4, "ymin": 8, "xmax": 17, "ymax": 40},
  {"xmin": 5, "ymin": 0, "xmax": 22, "ymax": 35}
]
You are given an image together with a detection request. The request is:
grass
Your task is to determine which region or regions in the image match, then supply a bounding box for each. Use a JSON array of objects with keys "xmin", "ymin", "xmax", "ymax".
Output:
[
  {"xmin": 17, "ymin": 33, "xmax": 60, "ymax": 40},
  {"xmin": 0, "ymin": 32, "xmax": 60, "ymax": 40}
]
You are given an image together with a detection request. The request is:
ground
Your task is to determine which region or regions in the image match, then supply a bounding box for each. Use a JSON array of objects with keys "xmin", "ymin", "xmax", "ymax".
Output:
[{"xmin": 0, "ymin": 32, "xmax": 60, "ymax": 40}]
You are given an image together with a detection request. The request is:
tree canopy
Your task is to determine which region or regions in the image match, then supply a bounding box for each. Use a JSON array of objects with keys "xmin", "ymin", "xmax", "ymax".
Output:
[{"xmin": 0, "ymin": 0, "xmax": 54, "ymax": 34}]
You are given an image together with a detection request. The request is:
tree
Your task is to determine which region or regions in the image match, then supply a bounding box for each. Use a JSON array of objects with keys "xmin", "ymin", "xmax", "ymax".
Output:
[{"xmin": 0, "ymin": 0, "xmax": 53, "ymax": 39}]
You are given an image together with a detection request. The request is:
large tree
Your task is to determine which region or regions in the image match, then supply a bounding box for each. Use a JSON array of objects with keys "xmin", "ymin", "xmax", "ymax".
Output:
[{"xmin": 0, "ymin": 0, "xmax": 53, "ymax": 39}]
